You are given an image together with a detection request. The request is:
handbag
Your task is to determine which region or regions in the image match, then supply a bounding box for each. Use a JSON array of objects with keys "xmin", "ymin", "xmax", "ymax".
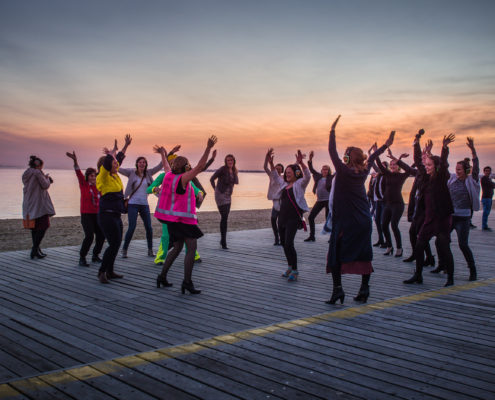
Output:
[
  {"xmin": 23, "ymin": 214, "xmax": 35, "ymax": 229},
  {"xmin": 286, "ymin": 188, "xmax": 307, "ymax": 231},
  {"xmin": 124, "ymin": 175, "xmax": 145, "ymax": 213}
]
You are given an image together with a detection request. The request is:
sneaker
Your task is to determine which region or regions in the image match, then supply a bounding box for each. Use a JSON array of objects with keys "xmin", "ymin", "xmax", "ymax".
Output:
[{"xmin": 288, "ymin": 270, "xmax": 299, "ymax": 281}]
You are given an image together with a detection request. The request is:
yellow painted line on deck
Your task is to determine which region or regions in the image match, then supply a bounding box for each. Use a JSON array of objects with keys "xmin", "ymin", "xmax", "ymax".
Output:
[{"xmin": 1, "ymin": 278, "xmax": 494, "ymax": 398}]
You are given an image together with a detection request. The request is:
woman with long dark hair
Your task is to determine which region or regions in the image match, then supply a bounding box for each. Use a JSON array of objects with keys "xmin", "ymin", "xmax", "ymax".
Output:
[
  {"xmin": 304, "ymin": 150, "xmax": 333, "ymax": 242},
  {"xmin": 66, "ymin": 151, "xmax": 104, "ymax": 266},
  {"xmin": 155, "ymin": 136, "xmax": 217, "ymax": 294},
  {"xmin": 264, "ymin": 148, "xmax": 284, "ymax": 246},
  {"xmin": 96, "ymin": 134, "xmax": 131, "ymax": 284},
  {"xmin": 375, "ymin": 148, "xmax": 414, "ymax": 257},
  {"xmin": 404, "ymin": 131, "xmax": 455, "ymax": 287},
  {"xmin": 210, "ymin": 154, "xmax": 239, "ymax": 249},
  {"xmin": 22, "ymin": 155, "xmax": 55, "ymax": 259},
  {"xmin": 272, "ymin": 150, "xmax": 311, "ymax": 281},
  {"xmin": 119, "ymin": 151, "xmax": 164, "ymax": 258},
  {"xmin": 326, "ymin": 116, "xmax": 394, "ymax": 304}
]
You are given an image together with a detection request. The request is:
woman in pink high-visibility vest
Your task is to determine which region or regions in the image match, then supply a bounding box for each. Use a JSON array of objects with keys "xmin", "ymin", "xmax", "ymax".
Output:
[{"xmin": 155, "ymin": 135, "xmax": 218, "ymax": 294}]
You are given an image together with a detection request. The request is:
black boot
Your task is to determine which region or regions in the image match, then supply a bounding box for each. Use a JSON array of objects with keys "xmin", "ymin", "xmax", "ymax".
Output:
[
  {"xmin": 403, "ymin": 268, "xmax": 423, "ymax": 284},
  {"xmin": 79, "ymin": 257, "xmax": 89, "ymax": 267},
  {"xmin": 326, "ymin": 286, "xmax": 345, "ymax": 304},
  {"xmin": 181, "ymin": 280, "xmax": 201, "ymax": 294},
  {"xmin": 403, "ymin": 254, "xmax": 415, "ymax": 263},
  {"xmin": 353, "ymin": 284, "xmax": 369, "ymax": 303},
  {"xmin": 468, "ymin": 266, "xmax": 477, "ymax": 281}
]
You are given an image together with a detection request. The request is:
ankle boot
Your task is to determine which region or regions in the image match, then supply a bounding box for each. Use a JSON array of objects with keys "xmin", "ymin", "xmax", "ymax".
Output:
[
  {"xmin": 326, "ymin": 286, "xmax": 345, "ymax": 304},
  {"xmin": 403, "ymin": 270, "xmax": 423, "ymax": 284},
  {"xmin": 79, "ymin": 257, "xmax": 89, "ymax": 267},
  {"xmin": 181, "ymin": 280, "xmax": 201, "ymax": 294},
  {"xmin": 156, "ymin": 274, "xmax": 173, "ymax": 288},
  {"xmin": 468, "ymin": 266, "xmax": 477, "ymax": 281},
  {"xmin": 353, "ymin": 284, "xmax": 370, "ymax": 303}
]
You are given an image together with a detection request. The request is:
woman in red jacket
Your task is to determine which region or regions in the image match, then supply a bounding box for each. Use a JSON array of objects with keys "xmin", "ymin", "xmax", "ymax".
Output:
[{"xmin": 66, "ymin": 151, "xmax": 105, "ymax": 267}]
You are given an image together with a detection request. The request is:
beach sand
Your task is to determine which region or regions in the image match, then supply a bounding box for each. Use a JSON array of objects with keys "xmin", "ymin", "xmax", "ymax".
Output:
[{"xmin": 0, "ymin": 209, "xmax": 327, "ymax": 252}]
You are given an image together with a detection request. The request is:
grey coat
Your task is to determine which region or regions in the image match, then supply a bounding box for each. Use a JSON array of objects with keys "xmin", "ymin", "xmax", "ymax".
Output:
[{"xmin": 22, "ymin": 168, "xmax": 56, "ymax": 220}]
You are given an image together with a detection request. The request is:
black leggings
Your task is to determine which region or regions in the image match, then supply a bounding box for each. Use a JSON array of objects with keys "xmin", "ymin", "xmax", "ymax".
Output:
[
  {"xmin": 278, "ymin": 218, "xmax": 299, "ymax": 269},
  {"xmin": 218, "ymin": 203, "xmax": 231, "ymax": 246},
  {"xmin": 98, "ymin": 212, "xmax": 123, "ymax": 275},
  {"xmin": 415, "ymin": 230, "xmax": 453, "ymax": 278},
  {"xmin": 382, "ymin": 202, "xmax": 404, "ymax": 248},
  {"xmin": 408, "ymin": 215, "xmax": 433, "ymax": 260},
  {"xmin": 80, "ymin": 213, "xmax": 105, "ymax": 258},
  {"xmin": 271, "ymin": 208, "xmax": 280, "ymax": 243},
  {"xmin": 374, "ymin": 201, "xmax": 385, "ymax": 243},
  {"xmin": 308, "ymin": 200, "xmax": 329, "ymax": 238},
  {"xmin": 31, "ymin": 229, "xmax": 47, "ymax": 251}
]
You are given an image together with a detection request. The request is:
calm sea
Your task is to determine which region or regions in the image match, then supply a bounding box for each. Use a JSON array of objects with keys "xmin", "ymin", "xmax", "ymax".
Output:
[{"xmin": 1, "ymin": 167, "xmax": 413, "ymax": 219}]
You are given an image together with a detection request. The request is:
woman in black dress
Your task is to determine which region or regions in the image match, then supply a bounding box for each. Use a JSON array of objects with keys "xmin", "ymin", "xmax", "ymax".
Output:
[{"xmin": 326, "ymin": 116, "xmax": 395, "ymax": 304}]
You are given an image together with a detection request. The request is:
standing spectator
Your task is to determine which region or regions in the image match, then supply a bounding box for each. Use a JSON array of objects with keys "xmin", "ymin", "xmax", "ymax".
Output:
[
  {"xmin": 22, "ymin": 155, "xmax": 56, "ymax": 259},
  {"xmin": 481, "ymin": 166, "xmax": 495, "ymax": 231}
]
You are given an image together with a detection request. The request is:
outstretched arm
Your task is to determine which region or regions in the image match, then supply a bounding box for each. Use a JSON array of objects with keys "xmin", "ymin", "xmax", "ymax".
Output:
[
  {"xmin": 66, "ymin": 151, "xmax": 79, "ymax": 169},
  {"xmin": 328, "ymin": 115, "xmax": 343, "ymax": 170},
  {"xmin": 368, "ymin": 131, "xmax": 394, "ymax": 167},
  {"xmin": 182, "ymin": 135, "xmax": 218, "ymax": 187},
  {"xmin": 264, "ymin": 148, "xmax": 274, "ymax": 174},
  {"xmin": 308, "ymin": 150, "xmax": 319, "ymax": 175},
  {"xmin": 467, "ymin": 137, "xmax": 479, "ymax": 181},
  {"xmin": 153, "ymin": 145, "xmax": 170, "ymax": 174},
  {"xmin": 203, "ymin": 149, "xmax": 217, "ymax": 172},
  {"xmin": 441, "ymin": 133, "xmax": 455, "ymax": 169}
]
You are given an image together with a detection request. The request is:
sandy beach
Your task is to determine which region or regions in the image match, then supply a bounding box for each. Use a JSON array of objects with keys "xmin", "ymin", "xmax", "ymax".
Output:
[{"xmin": 0, "ymin": 209, "xmax": 327, "ymax": 252}]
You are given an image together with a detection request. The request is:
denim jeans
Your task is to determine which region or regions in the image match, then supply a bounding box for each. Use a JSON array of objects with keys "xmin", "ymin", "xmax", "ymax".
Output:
[
  {"xmin": 123, "ymin": 204, "xmax": 153, "ymax": 250},
  {"xmin": 451, "ymin": 216, "xmax": 475, "ymax": 268},
  {"xmin": 482, "ymin": 198, "xmax": 492, "ymax": 229}
]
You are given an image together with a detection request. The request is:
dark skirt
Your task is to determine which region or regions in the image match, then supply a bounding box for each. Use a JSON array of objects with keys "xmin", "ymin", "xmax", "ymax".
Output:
[
  {"xmin": 34, "ymin": 215, "xmax": 50, "ymax": 231},
  {"xmin": 165, "ymin": 221, "xmax": 203, "ymax": 241}
]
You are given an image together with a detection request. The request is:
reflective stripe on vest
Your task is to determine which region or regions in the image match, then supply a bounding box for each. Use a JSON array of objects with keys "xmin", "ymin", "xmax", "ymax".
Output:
[{"xmin": 155, "ymin": 174, "xmax": 197, "ymax": 220}]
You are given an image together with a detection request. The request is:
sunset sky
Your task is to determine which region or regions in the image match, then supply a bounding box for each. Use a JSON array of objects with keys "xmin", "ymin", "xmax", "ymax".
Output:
[{"xmin": 1, "ymin": 0, "xmax": 494, "ymax": 170}]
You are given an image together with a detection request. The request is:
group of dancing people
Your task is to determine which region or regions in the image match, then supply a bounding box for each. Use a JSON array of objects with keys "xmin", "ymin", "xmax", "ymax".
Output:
[{"xmin": 22, "ymin": 116, "xmax": 495, "ymax": 302}]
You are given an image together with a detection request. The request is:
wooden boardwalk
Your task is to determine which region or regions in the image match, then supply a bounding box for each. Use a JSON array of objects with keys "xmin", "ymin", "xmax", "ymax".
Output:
[{"xmin": 0, "ymin": 213, "xmax": 494, "ymax": 399}]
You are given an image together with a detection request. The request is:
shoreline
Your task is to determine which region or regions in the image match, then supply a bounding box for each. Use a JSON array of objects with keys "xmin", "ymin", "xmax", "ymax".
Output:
[{"xmin": 0, "ymin": 209, "xmax": 327, "ymax": 252}]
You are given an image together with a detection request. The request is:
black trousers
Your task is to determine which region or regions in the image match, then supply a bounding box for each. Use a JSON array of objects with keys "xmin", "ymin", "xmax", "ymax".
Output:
[
  {"xmin": 218, "ymin": 203, "xmax": 231, "ymax": 246},
  {"xmin": 374, "ymin": 200, "xmax": 385, "ymax": 244},
  {"xmin": 80, "ymin": 213, "xmax": 105, "ymax": 258},
  {"xmin": 415, "ymin": 230, "xmax": 453, "ymax": 278},
  {"xmin": 278, "ymin": 218, "xmax": 299, "ymax": 269},
  {"xmin": 408, "ymin": 216, "xmax": 433, "ymax": 260},
  {"xmin": 382, "ymin": 202, "xmax": 404, "ymax": 249},
  {"xmin": 97, "ymin": 212, "xmax": 123, "ymax": 275},
  {"xmin": 271, "ymin": 208, "xmax": 280, "ymax": 243},
  {"xmin": 308, "ymin": 200, "xmax": 329, "ymax": 238}
]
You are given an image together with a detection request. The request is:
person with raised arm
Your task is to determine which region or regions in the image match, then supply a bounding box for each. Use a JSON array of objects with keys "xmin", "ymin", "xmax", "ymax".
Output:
[
  {"xmin": 271, "ymin": 149, "xmax": 311, "ymax": 282},
  {"xmin": 404, "ymin": 132, "xmax": 455, "ymax": 287},
  {"xmin": 95, "ymin": 134, "xmax": 131, "ymax": 284},
  {"xmin": 147, "ymin": 146, "xmax": 203, "ymax": 265},
  {"xmin": 264, "ymin": 148, "xmax": 284, "ymax": 245},
  {"xmin": 119, "ymin": 146, "xmax": 166, "ymax": 258},
  {"xmin": 66, "ymin": 151, "xmax": 104, "ymax": 266},
  {"xmin": 375, "ymin": 147, "xmax": 414, "ymax": 257},
  {"xmin": 155, "ymin": 135, "xmax": 217, "ymax": 294},
  {"xmin": 304, "ymin": 150, "xmax": 333, "ymax": 242},
  {"xmin": 445, "ymin": 137, "xmax": 480, "ymax": 281},
  {"xmin": 210, "ymin": 154, "xmax": 239, "ymax": 249},
  {"xmin": 402, "ymin": 136, "xmax": 435, "ymax": 266},
  {"xmin": 326, "ymin": 115, "xmax": 394, "ymax": 304}
]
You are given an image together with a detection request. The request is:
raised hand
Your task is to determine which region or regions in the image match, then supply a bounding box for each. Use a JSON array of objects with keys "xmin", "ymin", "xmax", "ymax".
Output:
[
  {"xmin": 124, "ymin": 134, "xmax": 132, "ymax": 147},
  {"xmin": 425, "ymin": 139, "xmax": 433, "ymax": 154},
  {"xmin": 443, "ymin": 133, "xmax": 455, "ymax": 148},
  {"xmin": 309, "ymin": 150, "xmax": 314, "ymax": 161},
  {"xmin": 330, "ymin": 115, "xmax": 341, "ymax": 131},
  {"xmin": 112, "ymin": 139, "xmax": 118, "ymax": 153},
  {"xmin": 170, "ymin": 144, "xmax": 181, "ymax": 154},
  {"xmin": 65, "ymin": 151, "xmax": 77, "ymax": 161},
  {"xmin": 207, "ymin": 135, "xmax": 218, "ymax": 148},
  {"xmin": 466, "ymin": 136, "xmax": 475, "ymax": 151},
  {"xmin": 295, "ymin": 149, "xmax": 305, "ymax": 164},
  {"xmin": 386, "ymin": 148, "xmax": 396, "ymax": 160},
  {"xmin": 370, "ymin": 142, "xmax": 378, "ymax": 153},
  {"xmin": 153, "ymin": 145, "xmax": 166, "ymax": 155},
  {"xmin": 385, "ymin": 131, "xmax": 395, "ymax": 148},
  {"xmin": 399, "ymin": 153, "xmax": 409, "ymax": 160}
]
